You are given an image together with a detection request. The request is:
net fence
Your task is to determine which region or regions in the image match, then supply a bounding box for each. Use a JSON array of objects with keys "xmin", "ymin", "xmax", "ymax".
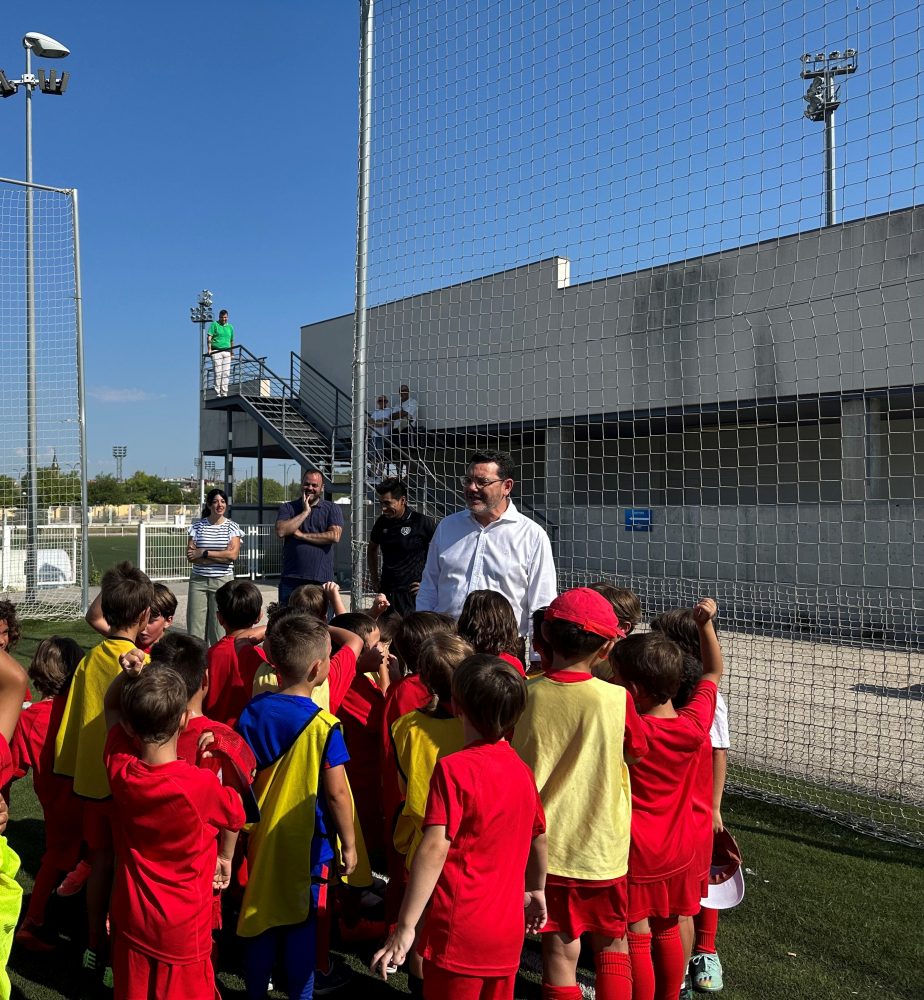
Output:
[
  {"xmin": 351, "ymin": 0, "xmax": 924, "ymax": 844},
  {"xmin": 0, "ymin": 180, "xmax": 86, "ymax": 618}
]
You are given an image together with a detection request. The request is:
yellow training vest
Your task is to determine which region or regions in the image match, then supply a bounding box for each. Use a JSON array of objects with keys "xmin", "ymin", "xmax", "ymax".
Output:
[{"xmin": 512, "ymin": 675, "xmax": 632, "ymax": 880}]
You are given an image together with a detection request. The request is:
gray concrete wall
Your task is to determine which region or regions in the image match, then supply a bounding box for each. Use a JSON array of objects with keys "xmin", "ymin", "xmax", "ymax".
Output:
[{"xmin": 300, "ymin": 314, "xmax": 354, "ymax": 398}]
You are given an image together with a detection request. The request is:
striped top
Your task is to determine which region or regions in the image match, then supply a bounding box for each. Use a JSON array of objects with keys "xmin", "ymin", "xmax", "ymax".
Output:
[{"xmin": 188, "ymin": 518, "xmax": 243, "ymax": 578}]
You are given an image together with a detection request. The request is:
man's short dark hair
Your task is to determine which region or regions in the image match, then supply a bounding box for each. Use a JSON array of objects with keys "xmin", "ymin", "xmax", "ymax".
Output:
[
  {"xmin": 121, "ymin": 666, "xmax": 187, "ymax": 745},
  {"xmin": 216, "ymin": 579, "xmax": 263, "ymax": 631},
  {"xmin": 613, "ymin": 632, "xmax": 684, "ymax": 705},
  {"xmin": 542, "ymin": 617, "xmax": 609, "ymax": 659},
  {"xmin": 452, "ymin": 654, "xmax": 527, "ymax": 741},
  {"xmin": 149, "ymin": 632, "xmax": 208, "ymax": 701},
  {"xmin": 100, "ymin": 562, "xmax": 155, "ymax": 631},
  {"xmin": 375, "ymin": 478, "xmax": 407, "ymax": 500},
  {"xmin": 468, "ymin": 450, "xmax": 515, "ymax": 481},
  {"xmin": 265, "ymin": 607, "xmax": 330, "ymax": 682}
]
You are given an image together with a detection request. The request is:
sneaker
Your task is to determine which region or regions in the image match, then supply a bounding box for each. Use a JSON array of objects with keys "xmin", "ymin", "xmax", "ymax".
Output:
[
  {"xmin": 679, "ymin": 972, "xmax": 694, "ymax": 1000},
  {"xmin": 102, "ymin": 965, "xmax": 114, "ymax": 991},
  {"xmin": 313, "ymin": 960, "xmax": 354, "ymax": 995},
  {"xmin": 57, "ymin": 860, "xmax": 92, "ymax": 897},
  {"xmin": 80, "ymin": 948, "xmax": 102, "ymax": 998},
  {"xmin": 690, "ymin": 952, "xmax": 724, "ymax": 992}
]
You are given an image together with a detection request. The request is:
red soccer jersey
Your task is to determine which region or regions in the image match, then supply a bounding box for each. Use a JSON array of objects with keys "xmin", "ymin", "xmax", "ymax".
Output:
[
  {"xmin": 205, "ymin": 636, "xmax": 267, "ymax": 727},
  {"xmin": 10, "ymin": 697, "xmax": 82, "ymax": 859},
  {"xmin": 339, "ymin": 674, "xmax": 386, "ymax": 853},
  {"xmin": 0, "ymin": 733, "xmax": 13, "ymax": 789},
  {"xmin": 628, "ymin": 680, "xmax": 717, "ymax": 882},
  {"xmin": 177, "ymin": 714, "xmax": 255, "ymax": 785},
  {"xmin": 418, "ymin": 740, "xmax": 546, "ymax": 976},
  {"xmin": 104, "ymin": 726, "xmax": 246, "ymax": 964}
]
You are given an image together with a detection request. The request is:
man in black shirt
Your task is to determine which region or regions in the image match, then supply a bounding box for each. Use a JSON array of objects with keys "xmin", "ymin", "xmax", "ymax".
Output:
[{"xmin": 367, "ymin": 478, "xmax": 436, "ymax": 617}]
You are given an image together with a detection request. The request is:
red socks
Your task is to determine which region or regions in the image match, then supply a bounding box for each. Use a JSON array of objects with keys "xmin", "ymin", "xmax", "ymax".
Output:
[
  {"xmin": 628, "ymin": 930, "xmax": 655, "ymax": 1000},
  {"xmin": 541, "ymin": 986, "xmax": 583, "ymax": 1000},
  {"xmin": 694, "ymin": 905, "xmax": 719, "ymax": 954},
  {"xmin": 651, "ymin": 921, "xmax": 685, "ymax": 1000},
  {"xmin": 595, "ymin": 951, "xmax": 632, "ymax": 1000}
]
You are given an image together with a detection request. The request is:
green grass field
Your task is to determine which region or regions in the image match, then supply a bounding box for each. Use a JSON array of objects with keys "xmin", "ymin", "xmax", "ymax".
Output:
[
  {"xmin": 86, "ymin": 535, "xmax": 137, "ymax": 586},
  {"xmin": 4, "ymin": 621, "xmax": 922, "ymax": 998}
]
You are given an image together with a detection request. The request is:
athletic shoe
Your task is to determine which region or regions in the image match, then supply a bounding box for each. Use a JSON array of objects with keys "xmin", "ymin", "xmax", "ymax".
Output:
[
  {"xmin": 690, "ymin": 951, "xmax": 724, "ymax": 992},
  {"xmin": 313, "ymin": 960, "xmax": 353, "ymax": 995},
  {"xmin": 80, "ymin": 948, "xmax": 103, "ymax": 998},
  {"xmin": 57, "ymin": 860, "xmax": 92, "ymax": 897}
]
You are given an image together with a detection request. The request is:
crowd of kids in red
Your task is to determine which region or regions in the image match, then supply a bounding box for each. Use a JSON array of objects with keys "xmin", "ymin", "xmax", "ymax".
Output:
[{"xmin": 0, "ymin": 549, "xmax": 738, "ymax": 1000}]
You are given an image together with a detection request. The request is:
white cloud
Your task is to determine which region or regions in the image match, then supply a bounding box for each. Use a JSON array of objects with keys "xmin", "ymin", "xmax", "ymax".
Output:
[{"xmin": 89, "ymin": 387, "xmax": 164, "ymax": 403}]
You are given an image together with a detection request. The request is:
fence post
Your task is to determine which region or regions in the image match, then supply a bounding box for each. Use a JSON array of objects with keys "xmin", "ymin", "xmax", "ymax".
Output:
[
  {"xmin": 0, "ymin": 510, "xmax": 8, "ymax": 591},
  {"xmin": 138, "ymin": 520, "xmax": 147, "ymax": 574}
]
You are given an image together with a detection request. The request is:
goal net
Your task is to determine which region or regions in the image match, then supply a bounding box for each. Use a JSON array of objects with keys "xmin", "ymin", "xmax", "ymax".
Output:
[{"xmin": 0, "ymin": 179, "xmax": 87, "ymax": 619}]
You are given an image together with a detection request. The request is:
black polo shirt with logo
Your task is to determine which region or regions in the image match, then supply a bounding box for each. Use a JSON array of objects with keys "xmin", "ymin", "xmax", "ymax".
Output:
[{"xmin": 369, "ymin": 508, "xmax": 436, "ymax": 590}]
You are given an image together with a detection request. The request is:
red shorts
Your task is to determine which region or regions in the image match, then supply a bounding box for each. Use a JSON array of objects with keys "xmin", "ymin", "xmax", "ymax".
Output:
[
  {"xmin": 542, "ymin": 876, "xmax": 628, "ymax": 939},
  {"xmin": 82, "ymin": 799, "xmax": 113, "ymax": 853},
  {"xmin": 112, "ymin": 939, "xmax": 219, "ymax": 1000},
  {"xmin": 628, "ymin": 867, "xmax": 702, "ymax": 923},
  {"xmin": 422, "ymin": 960, "xmax": 516, "ymax": 1000}
]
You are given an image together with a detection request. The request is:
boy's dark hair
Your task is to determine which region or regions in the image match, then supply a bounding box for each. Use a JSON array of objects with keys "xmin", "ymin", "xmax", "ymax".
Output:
[
  {"xmin": 0, "ymin": 600, "xmax": 21, "ymax": 652},
  {"xmin": 375, "ymin": 478, "xmax": 407, "ymax": 500},
  {"xmin": 392, "ymin": 612, "xmax": 456, "ymax": 675},
  {"xmin": 376, "ymin": 613, "xmax": 402, "ymax": 645},
  {"xmin": 457, "ymin": 590, "xmax": 519, "ymax": 657},
  {"xmin": 452, "ymin": 654, "xmax": 527, "ymax": 740},
  {"xmin": 150, "ymin": 583, "xmax": 178, "ymax": 620},
  {"xmin": 265, "ymin": 608, "xmax": 330, "ymax": 681},
  {"xmin": 216, "ymin": 579, "xmax": 263, "ymax": 631},
  {"xmin": 649, "ymin": 608, "xmax": 717, "ymax": 661},
  {"xmin": 29, "ymin": 636, "xmax": 83, "ymax": 698},
  {"xmin": 588, "ymin": 583, "xmax": 642, "ymax": 634},
  {"xmin": 121, "ymin": 666, "xmax": 188, "ymax": 745},
  {"xmin": 531, "ymin": 607, "xmax": 551, "ymax": 660},
  {"xmin": 542, "ymin": 617, "xmax": 610, "ymax": 660},
  {"xmin": 330, "ymin": 612, "xmax": 379, "ymax": 643},
  {"xmin": 100, "ymin": 561, "xmax": 155, "ymax": 630},
  {"xmin": 417, "ymin": 633, "xmax": 474, "ymax": 705},
  {"xmin": 149, "ymin": 632, "xmax": 208, "ymax": 701},
  {"xmin": 613, "ymin": 632, "xmax": 684, "ymax": 705},
  {"xmin": 672, "ymin": 654, "xmax": 705, "ymax": 710},
  {"xmin": 468, "ymin": 450, "xmax": 515, "ymax": 481},
  {"xmin": 286, "ymin": 584, "xmax": 327, "ymax": 618}
]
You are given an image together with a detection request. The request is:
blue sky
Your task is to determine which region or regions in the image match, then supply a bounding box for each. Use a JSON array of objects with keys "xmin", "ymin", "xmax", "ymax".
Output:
[{"xmin": 0, "ymin": 2, "xmax": 360, "ymax": 480}]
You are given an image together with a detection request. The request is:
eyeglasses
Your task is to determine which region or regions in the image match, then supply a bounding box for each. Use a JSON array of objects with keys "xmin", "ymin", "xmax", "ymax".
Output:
[{"xmin": 459, "ymin": 476, "xmax": 505, "ymax": 489}]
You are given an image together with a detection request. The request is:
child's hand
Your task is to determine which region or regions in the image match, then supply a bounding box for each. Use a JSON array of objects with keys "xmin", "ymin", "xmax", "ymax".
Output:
[
  {"xmin": 339, "ymin": 843, "xmax": 358, "ymax": 877},
  {"xmin": 370, "ymin": 593, "xmax": 390, "ymax": 618},
  {"xmin": 524, "ymin": 889, "xmax": 547, "ymax": 934},
  {"xmin": 371, "ymin": 926, "xmax": 414, "ymax": 980},
  {"xmin": 197, "ymin": 731, "xmax": 216, "ymax": 758},
  {"xmin": 713, "ymin": 808, "xmax": 724, "ymax": 834},
  {"xmin": 118, "ymin": 648, "xmax": 146, "ymax": 676},
  {"xmin": 692, "ymin": 598, "xmax": 718, "ymax": 626},
  {"xmin": 213, "ymin": 854, "xmax": 233, "ymax": 890},
  {"xmin": 322, "ymin": 581, "xmax": 340, "ymax": 601}
]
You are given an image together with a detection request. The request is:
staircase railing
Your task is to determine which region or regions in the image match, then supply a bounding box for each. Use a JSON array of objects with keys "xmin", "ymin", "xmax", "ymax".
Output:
[{"xmin": 290, "ymin": 352, "xmax": 352, "ymax": 451}]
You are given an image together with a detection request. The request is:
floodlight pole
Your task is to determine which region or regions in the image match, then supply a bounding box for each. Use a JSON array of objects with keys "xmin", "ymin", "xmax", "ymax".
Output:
[
  {"xmin": 801, "ymin": 50, "xmax": 857, "ymax": 227},
  {"xmin": 24, "ymin": 41, "xmax": 38, "ymax": 599},
  {"xmin": 352, "ymin": 0, "xmax": 374, "ymax": 606},
  {"xmin": 190, "ymin": 289, "xmax": 213, "ymax": 510}
]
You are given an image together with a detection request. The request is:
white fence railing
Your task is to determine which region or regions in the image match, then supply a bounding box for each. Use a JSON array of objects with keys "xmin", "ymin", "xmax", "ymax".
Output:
[
  {"xmin": 138, "ymin": 523, "xmax": 284, "ymax": 582},
  {"xmin": 0, "ymin": 523, "xmax": 80, "ymax": 591}
]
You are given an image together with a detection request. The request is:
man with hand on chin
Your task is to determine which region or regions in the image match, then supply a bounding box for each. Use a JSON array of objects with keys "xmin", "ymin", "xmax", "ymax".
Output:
[{"xmin": 274, "ymin": 469, "xmax": 343, "ymax": 605}]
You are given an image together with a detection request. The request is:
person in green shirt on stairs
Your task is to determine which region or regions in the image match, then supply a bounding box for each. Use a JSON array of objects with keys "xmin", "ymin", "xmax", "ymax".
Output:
[{"xmin": 208, "ymin": 309, "xmax": 234, "ymax": 396}]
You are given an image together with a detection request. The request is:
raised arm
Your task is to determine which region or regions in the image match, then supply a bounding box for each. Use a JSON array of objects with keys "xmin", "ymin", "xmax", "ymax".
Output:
[
  {"xmin": 85, "ymin": 593, "xmax": 110, "ymax": 638},
  {"xmin": 693, "ymin": 598, "xmax": 723, "ymax": 687},
  {"xmin": 275, "ymin": 504, "xmax": 311, "ymax": 539}
]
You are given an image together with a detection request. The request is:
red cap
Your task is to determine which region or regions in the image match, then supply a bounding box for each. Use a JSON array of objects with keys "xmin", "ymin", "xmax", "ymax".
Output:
[{"xmin": 544, "ymin": 588, "xmax": 625, "ymax": 640}]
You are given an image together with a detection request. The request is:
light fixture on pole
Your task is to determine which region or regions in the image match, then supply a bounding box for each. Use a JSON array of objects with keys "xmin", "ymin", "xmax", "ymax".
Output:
[
  {"xmin": 190, "ymin": 289, "xmax": 213, "ymax": 510},
  {"xmin": 112, "ymin": 445, "xmax": 127, "ymax": 483},
  {"xmin": 801, "ymin": 48, "xmax": 857, "ymax": 227},
  {"xmin": 1, "ymin": 31, "xmax": 70, "ymax": 600}
]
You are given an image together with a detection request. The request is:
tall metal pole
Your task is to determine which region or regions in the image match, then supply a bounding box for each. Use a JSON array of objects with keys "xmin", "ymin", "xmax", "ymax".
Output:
[
  {"xmin": 199, "ymin": 317, "xmax": 206, "ymax": 509},
  {"xmin": 72, "ymin": 189, "xmax": 89, "ymax": 611},
  {"xmin": 351, "ymin": 0, "xmax": 374, "ymax": 606},
  {"xmin": 823, "ymin": 82, "xmax": 837, "ymax": 228},
  {"xmin": 24, "ymin": 43, "xmax": 39, "ymax": 600}
]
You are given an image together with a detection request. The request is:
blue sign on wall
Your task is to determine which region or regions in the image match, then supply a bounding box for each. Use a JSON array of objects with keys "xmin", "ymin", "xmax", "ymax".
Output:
[{"xmin": 625, "ymin": 508, "xmax": 653, "ymax": 532}]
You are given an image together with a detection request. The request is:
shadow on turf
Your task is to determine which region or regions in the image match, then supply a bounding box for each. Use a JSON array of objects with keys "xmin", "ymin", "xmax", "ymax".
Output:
[{"xmin": 853, "ymin": 681, "xmax": 924, "ymax": 700}]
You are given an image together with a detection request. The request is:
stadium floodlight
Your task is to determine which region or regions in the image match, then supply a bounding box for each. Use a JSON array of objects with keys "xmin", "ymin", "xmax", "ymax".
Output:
[
  {"xmin": 800, "ymin": 46, "xmax": 858, "ymax": 227},
  {"xmin": 38, "ymin": 68, "xmax": 68, "ymax": 95},
  {"xmin": 22, "ymin": 32, "xmax": 69, "ymax": 58},
  {"xmin": 112, "ymin": 445, "xmax": 127, "ymax": 482},
  {"xmin": 0, "ymin": 69, "xmax": 16, "ymax": 97}
]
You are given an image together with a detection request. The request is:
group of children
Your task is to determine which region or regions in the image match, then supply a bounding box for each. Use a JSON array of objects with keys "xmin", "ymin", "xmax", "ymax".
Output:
[{"xmin": 0, "ymin": 565, "xmax": 733, "ymax": 1000}]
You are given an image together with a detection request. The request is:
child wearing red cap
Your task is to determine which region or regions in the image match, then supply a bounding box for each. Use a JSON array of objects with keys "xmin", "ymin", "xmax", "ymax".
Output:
[
  {"xmin": 373, "ymin": 653, "xmax": 547, "ymax": 1000},
  {"xmin": 512, "ymin": 588, "xmax": 648, "ymax": 1000},
  {"xmin": 612, "ymin": 599, "xmax": 723, "ymax": 1000}
]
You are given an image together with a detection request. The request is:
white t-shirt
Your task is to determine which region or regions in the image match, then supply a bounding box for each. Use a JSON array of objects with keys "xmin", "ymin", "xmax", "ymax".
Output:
[
  {"xmin": 392, "ymin": 397, "xmax": 418, "ymax": 432},
  {"xmin": 370, "ymin": 406, "xmax": 392, "ymax": 439},
  {"xmin": 710, "ymin": 691, "xmax": 730, "ymax": 749}
]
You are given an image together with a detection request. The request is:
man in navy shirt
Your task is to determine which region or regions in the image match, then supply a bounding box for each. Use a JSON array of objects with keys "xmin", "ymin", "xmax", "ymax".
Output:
[{"xmin": 274, "ymin": 469, "xmax": 344, "ymax": 604}]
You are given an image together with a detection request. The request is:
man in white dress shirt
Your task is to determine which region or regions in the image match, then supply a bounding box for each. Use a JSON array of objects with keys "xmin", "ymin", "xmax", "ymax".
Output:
[{"xmin": 416, "ymin": 450, "xmax": 558, "ymax": 636}]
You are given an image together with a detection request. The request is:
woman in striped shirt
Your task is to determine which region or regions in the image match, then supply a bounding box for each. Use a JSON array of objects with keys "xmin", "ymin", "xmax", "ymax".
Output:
[{"xmin": 186, "ymin": 488, "xmax": 243, "ymax": 645}]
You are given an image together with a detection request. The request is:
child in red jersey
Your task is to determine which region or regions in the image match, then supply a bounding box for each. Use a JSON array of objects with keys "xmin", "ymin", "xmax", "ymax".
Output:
[
  {"xmin": 85, "ymin": 583, "xmax": 176, "ymax": 654},
  {"xmin": 613, "ymin": 599, "xmax": 722, "ymax": 1000},
  {"xmin": 9, "ymin": 637, "xmax": 84, "ymax": 950},
  {"xmin": 457, "ymin": 589, "xmax": 527, "ymax": 676},
  {"xmin": 374, "ymin": 653, "xmax": 547, "ymax": 1000},
  {"xmin": 204, "ymin": 579, "xmax": 266, "ymax": 726},
  {"xmin": 512, "ymin": 589, "xmax": 644, "ymax": 1000}
]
